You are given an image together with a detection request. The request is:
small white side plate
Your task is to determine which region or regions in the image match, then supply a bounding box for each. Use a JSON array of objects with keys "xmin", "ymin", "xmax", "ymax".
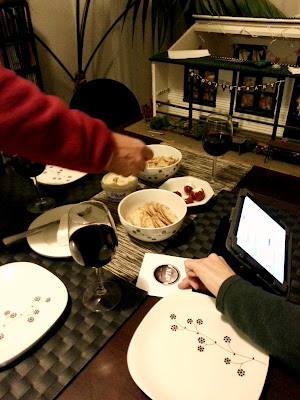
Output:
[
  {"xmin": 127, "ymin": 291, "xmax": 269, "ymax": 400},
  {"xmin": 159, "ymin": 176, "xmax": 214, "ymax": 207},
  {"xmin": 0, "ymin": 262, "xmax": 68, "ymax": 367},
  {"xmin": 36, "ymin": 165, "xmax": 86, "ymax": 185},
  {"xmin": 27, "ymin": 204, "xmax": 75, "ymax": 258}
]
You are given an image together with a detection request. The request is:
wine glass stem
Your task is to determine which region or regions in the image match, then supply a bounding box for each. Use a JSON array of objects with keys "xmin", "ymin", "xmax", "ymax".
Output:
[
  {"xmin": 33, "ymin": 177, "xmax": 42, "ymax": 200},
  {"xmin": 212, "ymin": 156, "xmax": 217, "ymax": 181},
  {"xmin": 95, "ymin": 267, "xmax": 107, "ymax": 296}
]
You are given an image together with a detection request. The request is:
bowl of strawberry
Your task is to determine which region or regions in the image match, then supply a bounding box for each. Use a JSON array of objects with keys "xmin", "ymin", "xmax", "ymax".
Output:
[{"xmin": 159, "ymin": 176, "xmax": 214, "ymax": 207}]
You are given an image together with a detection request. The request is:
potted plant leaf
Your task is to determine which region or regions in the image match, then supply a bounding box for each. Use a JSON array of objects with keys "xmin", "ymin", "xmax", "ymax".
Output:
[
  {"xmin": 34, "ymin": 0, "xmax": 285, "ymax": 88},
  {"xmin": 32, "ymin": 0, "xmax": 285, "ymax": 128}
]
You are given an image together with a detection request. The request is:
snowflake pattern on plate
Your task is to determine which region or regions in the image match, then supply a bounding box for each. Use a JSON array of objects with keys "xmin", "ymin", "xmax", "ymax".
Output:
[
  {"xmin": 169, "ymin": 314, "xmax": 267, "ymax": 377},
  {"xmin": 0, "ymin": 296, "xmax": 51, "ymax": 340}
]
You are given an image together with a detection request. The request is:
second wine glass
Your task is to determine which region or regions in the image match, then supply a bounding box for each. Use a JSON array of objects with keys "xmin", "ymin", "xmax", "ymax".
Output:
[
  {"xmin": 202, "ymin": 113, "xmax": 233, "ymax": 182},
  {"xmin": 68, "ymin": 200, "xmax": 121, "ymax": 313},
  {"xmin": 11, "ymin": 156, "xmax": 56, "ymax": 213}
]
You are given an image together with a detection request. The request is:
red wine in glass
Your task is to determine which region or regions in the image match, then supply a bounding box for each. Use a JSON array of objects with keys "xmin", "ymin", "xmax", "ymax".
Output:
[
  {"xmin": 11, "ymin": 156, "xmax": 56, "ymax": 213},
  {"xmin": 68, "ymin": 201, "xmax": 121, "ymax": 313},
  {"xmin": 69, "ymin": 224, "xmax": 118, "ymax": 268},
  {"xmin": 202, "ymin": 131, "xmax": 232, "ymax": 157},
  {"xmin": 202, "ymin": 114, "xmax": 233, "ymax": 182}
]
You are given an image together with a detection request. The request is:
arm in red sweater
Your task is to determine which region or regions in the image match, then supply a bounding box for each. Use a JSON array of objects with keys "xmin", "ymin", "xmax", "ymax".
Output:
[{"xmin": 0, "ymin": 66, "xmax": 115, "ymax": 173}]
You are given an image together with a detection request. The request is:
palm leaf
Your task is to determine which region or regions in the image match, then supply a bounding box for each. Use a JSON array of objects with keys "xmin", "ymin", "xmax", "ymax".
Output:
[
  {"xmin": 130, "ymin": 0, "xmax": 142, "ymax": 40},
  {"xmin": 141, "ymin": 0, "xmax": 150, "ymax": 41},
  {"xmin": 34, "ymin": 0, "xmax": 287, "ymax": 84},
  {"xmin": 245, "ymin": 0, "xmax": 286, "ymax": 18},
  {"xmin": 126, "ymin": 0, "xmax": 289, "ymax": 49},
  {"xmin": 232, "ymin": 0, "xmax": 252, "ymax": 15},
  {"xmin": 202, "ymin": 0, "xmax": 219, "ymax": 15}
]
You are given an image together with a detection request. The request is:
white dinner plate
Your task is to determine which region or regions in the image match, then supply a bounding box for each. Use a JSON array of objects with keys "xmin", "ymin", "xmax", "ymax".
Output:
[
  {"xmin": 127, "ymin": 291, "xmax": 269, "ymax": 400},
  {"xmin": 159, "ymin": 176, "xmax": 214, "ymax": 207},
  {"xmin": 0, "ymin": 262, "xmax": 68, "ymax": 367},
  {"xmin": 36, "ymin": 165, "xmax": 86, "ymax": 185},
  {"xmin": 27, "ymin": 204, "xmax": 75, "ymax": 258}
]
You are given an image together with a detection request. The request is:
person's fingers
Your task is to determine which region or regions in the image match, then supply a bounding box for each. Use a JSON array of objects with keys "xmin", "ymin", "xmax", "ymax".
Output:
[
  {"xmin": 183, "ymin": 255, "xmax": 235, "ymax": 297},
  {"xmin": 178, "ymin": 277, "xmax": 191, "ymax": 289},
  {"xmin": 178, "ymin": 271, "xmax": 208, "ymax": 292},
  {"xmin": 143, "ymin": 146, "xmax": 154, "ymax": 160},
  {"xmin": 128, "ymin": 160, "xmax": 147, "ymax": 177},
  {"xmin": 108, "ymin": 133, "xmax": 154, "ymax": 177}
]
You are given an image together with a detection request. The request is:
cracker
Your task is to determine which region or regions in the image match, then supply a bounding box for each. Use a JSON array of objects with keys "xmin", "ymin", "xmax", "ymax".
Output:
[
  {"xmin": 158, "ymin": 204, "xmax": 177, "ymax": 224},
  {"xmin": 145, "ymin": 156, "xmax": 178, "ymax": 169},
  {"xmin": 126, "ymin": 201, "xmax": 178, "ymax": 228}
]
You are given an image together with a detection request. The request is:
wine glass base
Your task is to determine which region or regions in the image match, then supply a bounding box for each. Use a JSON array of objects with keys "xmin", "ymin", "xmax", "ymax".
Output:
[
  {"xmin": 27, "ymin": 197, "xmax": 56, "ymax": 213},
  {"xmin": 83, "ymin": 280, "xmax": 122, "ymax": 313}
]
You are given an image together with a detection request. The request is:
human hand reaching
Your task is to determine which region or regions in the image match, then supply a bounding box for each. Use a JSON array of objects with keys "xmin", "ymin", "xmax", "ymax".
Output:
[
  {"xmin": 106, "ymin": 133, "xmax": 153, "ymax": 177},
  {"xmin": 178, "ymin": 253, "xmax": 235, "ymax": 297}
]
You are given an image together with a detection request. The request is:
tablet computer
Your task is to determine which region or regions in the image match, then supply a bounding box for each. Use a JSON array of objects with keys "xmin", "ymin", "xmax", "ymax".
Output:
[{"xmin": 225, "ymin": 189, "xmax": 292, "ymax": 297}]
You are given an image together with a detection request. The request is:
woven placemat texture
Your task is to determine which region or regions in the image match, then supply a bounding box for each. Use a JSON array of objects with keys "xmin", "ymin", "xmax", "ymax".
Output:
[
  {"xmin": 0, "ymin": 248, "xmax": 147, "ymax": 400},
  {"xmin": 164, "ymin": 190, "xmax": 300, "ymax": 304},
  {"xmin": 0, "ymin": 147, "xmax": 252, "ymax": 399}
]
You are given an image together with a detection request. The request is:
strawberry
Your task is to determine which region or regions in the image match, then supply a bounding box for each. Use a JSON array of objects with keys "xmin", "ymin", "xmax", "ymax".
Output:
[
  {"xmin": 191, "ymin": 189, "xmax": 205, "ymax": 201},
  {"xmin": 173, "ymin": 191, "xmax": 182, "ymax": 197},
  {"xmin": 184, "ymin": 195, "xmax": 194, "ymax": 204},
  {"xmin": 184, "ymin": 185, "xmax": 193, "ymax": 194}
]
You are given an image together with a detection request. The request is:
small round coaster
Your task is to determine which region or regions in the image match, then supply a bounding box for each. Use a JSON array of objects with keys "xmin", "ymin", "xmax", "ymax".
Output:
[{"xmin": 153, "ymin": 264, "xmax": 180, "ymax": 285}]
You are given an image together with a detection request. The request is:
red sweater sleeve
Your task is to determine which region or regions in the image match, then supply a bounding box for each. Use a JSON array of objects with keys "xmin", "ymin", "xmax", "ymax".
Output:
[{"xmin": 0, "ymin": 66, "xmax": 115, "ymax": 173}]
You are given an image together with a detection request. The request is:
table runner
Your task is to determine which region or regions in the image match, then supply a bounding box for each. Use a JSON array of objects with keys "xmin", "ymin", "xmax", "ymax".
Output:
[{"xmin": 92, "ymin": 146, "xmax": 252, "ymax": 281}]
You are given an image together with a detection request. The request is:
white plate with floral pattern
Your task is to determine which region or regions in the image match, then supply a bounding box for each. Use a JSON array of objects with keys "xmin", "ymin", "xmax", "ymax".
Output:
[
  {"xmin": 127, "ymin": 291, "xmax": 269, "ymax": 400},
  {"xmin": 36, "ymin": 165, "xmax": 86, "ymax": 185},
  {"xmin": 0, "ymin": 262, "xmax": 68, "ymax": 367}
]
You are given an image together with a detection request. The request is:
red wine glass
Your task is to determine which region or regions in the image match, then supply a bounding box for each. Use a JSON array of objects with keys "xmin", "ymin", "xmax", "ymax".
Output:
[
  {"xmin": 202, "ymin": 113, "xmax": 233, "ymax": 182},
  {"xmin": 11, "ymin": 156, "xmax": 56, "ymax": 213},
  {"xmin": 68, "ymin": 200, "xmax": 121, "ymax": 313}
]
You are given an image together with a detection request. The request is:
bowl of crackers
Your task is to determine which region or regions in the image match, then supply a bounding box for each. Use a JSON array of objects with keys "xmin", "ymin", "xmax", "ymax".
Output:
[
  {"xmin": 117, "ymin": 189, "xmax": 187, "ymax": 242},
  {"xmin": 139, "ymin": 144, "xmax": 182, "ymax": 184}
]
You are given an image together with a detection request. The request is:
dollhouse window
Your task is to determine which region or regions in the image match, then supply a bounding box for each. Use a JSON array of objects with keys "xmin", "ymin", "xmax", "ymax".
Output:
[
  {"xmin": 183, "ymin": 67, "xmax": 218, "ymax": 107},
  {"xmin": 235, "ymin": 74, "xmax": 278, "ymax": 118},
  {"xmin": 233, "ymin": 44, "xmax": 267, "ymax": 62},
  {"xmin": 284, "ymin": 78, "xmax": 300, "ymax": 139},
  {"xmin": 233, "ymin": 44, "xmax": 278, "ymax": 118}
]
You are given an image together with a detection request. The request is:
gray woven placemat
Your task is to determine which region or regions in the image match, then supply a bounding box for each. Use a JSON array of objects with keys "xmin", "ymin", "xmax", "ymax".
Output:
[
  {"xmin": 163, "ymin": 190, "xmax": 300, "ymax": 304},
  {"xmin": 0, "ymin": 147, "xmax": 252, "ymax": 399},
  {"xmin": 0, "ymin": 248, "xmax": 147, "ymax": 400}
]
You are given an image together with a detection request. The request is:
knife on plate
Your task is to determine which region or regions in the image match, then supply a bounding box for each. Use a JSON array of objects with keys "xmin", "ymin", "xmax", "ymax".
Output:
[
  {"xmin": 2, "ymin": 219, "xmax": 60, "ymax": 246},
  {"xmin": 2, "ymin": 206, "xmax": 91, "ymax": 246}
]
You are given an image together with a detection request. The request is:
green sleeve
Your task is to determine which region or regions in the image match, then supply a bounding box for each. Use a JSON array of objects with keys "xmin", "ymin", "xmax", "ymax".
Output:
[{"xmin": 216, "ymin": 275, "xmax": 300, "ymax": 375}]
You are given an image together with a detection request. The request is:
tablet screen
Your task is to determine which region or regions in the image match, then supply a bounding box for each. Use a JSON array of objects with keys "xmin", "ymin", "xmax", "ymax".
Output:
[{"xmin": 236, "ymin": 196, "xmax": 286, "ymax": 284}]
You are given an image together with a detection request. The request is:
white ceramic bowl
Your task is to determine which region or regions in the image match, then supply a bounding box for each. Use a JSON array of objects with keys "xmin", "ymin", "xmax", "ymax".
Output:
[
  {"xmin": 118, "ymin": 189, "xmax": 187, "ymax": 242},
  {"xmin": 139, "ymin": 144, "xmax": 182, "ymax": 184}
]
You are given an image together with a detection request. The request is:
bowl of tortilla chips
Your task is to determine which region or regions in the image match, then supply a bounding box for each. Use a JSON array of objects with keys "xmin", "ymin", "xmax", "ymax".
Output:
[{"xmin": 118, "ymin": 189, "xmax": 187, "ymax": 242}]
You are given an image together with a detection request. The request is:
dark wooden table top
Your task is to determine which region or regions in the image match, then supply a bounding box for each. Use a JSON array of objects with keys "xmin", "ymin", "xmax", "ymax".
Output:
[
  {"xmin": 0, "ymin": 165, "xmax": 299, "ymax": 400},
  {"xmin": 56, "ymin": 165, "xmax": 300, "ymax": 400}
]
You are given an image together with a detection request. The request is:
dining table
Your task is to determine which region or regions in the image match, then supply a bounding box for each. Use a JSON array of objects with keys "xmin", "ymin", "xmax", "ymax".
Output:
[{"xmin": 0, "ymin": 144, "xmax": 299, "ymax": 400}]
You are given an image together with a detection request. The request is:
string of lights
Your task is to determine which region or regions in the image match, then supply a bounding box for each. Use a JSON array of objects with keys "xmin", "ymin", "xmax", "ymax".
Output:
[{"xmin": 188, "ymin": 70, "xmax": 285, "ymax": 92}]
